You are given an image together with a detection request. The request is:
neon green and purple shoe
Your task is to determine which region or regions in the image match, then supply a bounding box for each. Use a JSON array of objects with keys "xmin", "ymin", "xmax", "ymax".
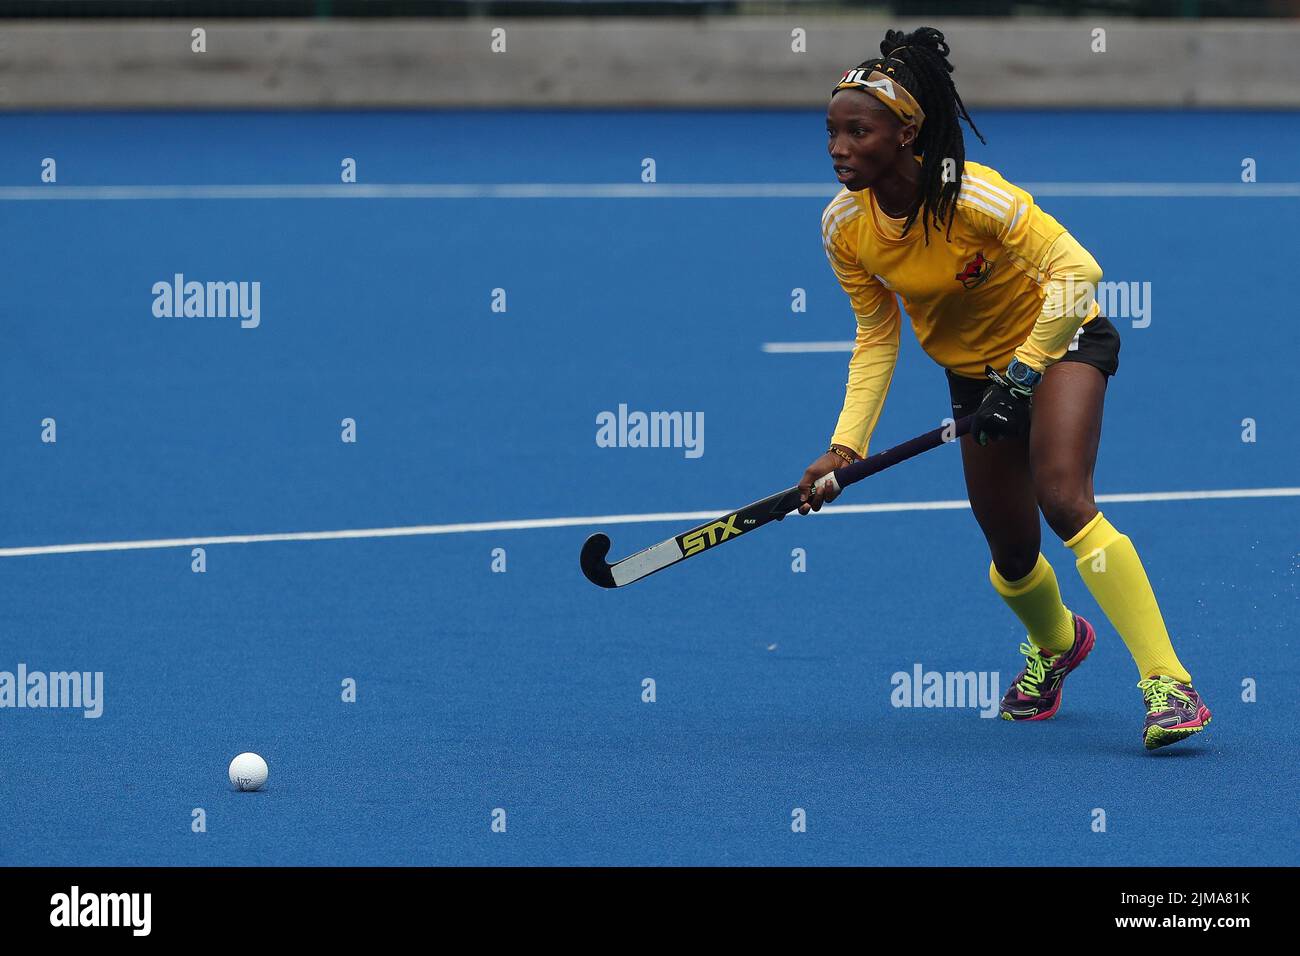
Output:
[
  {"xmin": 1139, "ymin": 675, "xmax": 1212, "ymax": 750},
  {"xmin": 999, "ymin": 614, "xmax": 1096, "ymax": 721}
]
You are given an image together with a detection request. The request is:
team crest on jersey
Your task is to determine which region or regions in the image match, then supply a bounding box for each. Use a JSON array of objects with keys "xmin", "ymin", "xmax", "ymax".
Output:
[{"xmin": 956, "ymin": 251, "xmax": 994, "ymax": 289}]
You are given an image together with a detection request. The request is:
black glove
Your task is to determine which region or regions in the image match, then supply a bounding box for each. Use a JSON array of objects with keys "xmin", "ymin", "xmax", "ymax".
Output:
[{"xmin": 972, "ymin": 365, "xmax": 1034, "ymax": 445}]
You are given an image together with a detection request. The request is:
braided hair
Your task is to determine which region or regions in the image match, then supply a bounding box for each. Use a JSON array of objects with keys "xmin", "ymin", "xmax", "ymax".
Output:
[{"xmin": 855, "ymin": 27, "xmax": 985, "ymax": 244}]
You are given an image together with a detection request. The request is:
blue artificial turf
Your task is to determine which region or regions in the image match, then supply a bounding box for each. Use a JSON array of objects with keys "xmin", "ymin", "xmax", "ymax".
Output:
[{"xmin": 1, "ymin": 109, "xmax": 1296, "ymax": 865}]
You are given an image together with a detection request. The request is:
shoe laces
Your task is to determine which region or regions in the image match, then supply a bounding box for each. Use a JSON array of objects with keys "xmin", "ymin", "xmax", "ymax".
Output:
[
  {"xmin": 1016, "ymin": 642, "xmax": 1049, "ymax": 696},
  {"xmin": 1137, "ymin": 675, "xmax": 1192, "ymax": 712}
]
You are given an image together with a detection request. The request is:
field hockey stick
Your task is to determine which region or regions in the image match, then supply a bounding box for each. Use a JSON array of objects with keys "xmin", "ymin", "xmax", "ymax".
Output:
[{"xmin": 580, "ymin": 414, "xmax": 972, "ymax": 588}]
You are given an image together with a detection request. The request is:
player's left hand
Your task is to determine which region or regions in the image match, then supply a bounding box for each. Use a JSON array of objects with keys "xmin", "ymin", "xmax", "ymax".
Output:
[{"xmin": 973, "ymin": 365, "xmax": 1033, "ymax": 445}]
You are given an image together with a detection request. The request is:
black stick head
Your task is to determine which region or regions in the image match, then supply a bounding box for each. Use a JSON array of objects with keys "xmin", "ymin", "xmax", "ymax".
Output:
[{"xmin": 580, "ymin": 533, "xmax": 617, "ymax": 589}]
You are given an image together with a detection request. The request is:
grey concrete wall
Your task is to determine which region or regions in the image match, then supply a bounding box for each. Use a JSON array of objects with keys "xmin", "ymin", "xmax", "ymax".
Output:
[{"xmin": 0, "ymin": 16, "xmax": 1297, "ymax": 109}]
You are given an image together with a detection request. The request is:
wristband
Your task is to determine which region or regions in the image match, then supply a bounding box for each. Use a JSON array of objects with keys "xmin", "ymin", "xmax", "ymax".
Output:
[{"xmin": 828, "ymin": 445, "xmax": 857, "ymax": 465}]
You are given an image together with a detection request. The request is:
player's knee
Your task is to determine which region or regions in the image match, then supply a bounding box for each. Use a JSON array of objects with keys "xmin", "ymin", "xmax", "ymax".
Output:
[
  {"xmin": 990, "ymin": 545, "xmax": 1039, "ymax": 583},
  {"xmin": 1036, "ymin": 480, "xmax": 1095, "ymax": 541}
]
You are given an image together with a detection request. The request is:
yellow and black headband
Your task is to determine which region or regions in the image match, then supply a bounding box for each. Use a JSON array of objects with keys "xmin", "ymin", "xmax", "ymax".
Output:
[{"xmin": 831, "ymin": 61, "xmax": 926, "ymax": 133}]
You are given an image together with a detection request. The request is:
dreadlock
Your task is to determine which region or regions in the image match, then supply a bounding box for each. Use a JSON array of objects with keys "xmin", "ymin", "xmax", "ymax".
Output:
[{"xmin": 855, "ymin": 27, "xmax": 985, "ymax": 244}]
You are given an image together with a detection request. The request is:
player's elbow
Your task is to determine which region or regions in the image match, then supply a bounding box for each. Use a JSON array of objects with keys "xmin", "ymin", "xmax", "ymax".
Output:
[
  {"xmin": 1067, "ymin": 234, "xmax": 1103, "ymax": 286},
  {"xmin": 1081, "ymin": 251, "xmax": 1102, "ymax": 287},
  {"xmin": 1052, "ymin": 231, "xmax": 1102, "ymax": 288}
]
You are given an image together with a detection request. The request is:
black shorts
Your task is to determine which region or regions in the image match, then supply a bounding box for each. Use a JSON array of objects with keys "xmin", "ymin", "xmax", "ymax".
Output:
[{"xmin": 947, "ymin": 313, "xmax": 1122, "ymax": 416}]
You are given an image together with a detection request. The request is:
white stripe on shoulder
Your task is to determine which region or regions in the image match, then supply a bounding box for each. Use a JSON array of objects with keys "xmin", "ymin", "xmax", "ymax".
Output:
[
  {"xmin": 822, "ymin": 202, "xmax": 864, "ymax": 251},
  {"xmin": 821, "ymin": 192, "xmax": 858, "ymax": 229},
  {"xmin": 959, "ymin": 178, "xmax": 1013, "ymax": 215},
  {"xmin": 1007, "ymin": 203, "xmax": 1027, "ymax": 232},
  {"xmin": 955, "ymin": 192, "xmax": 1012, "ymax": 222},
  {"xmin": 960, "ymin": 173, "xmax": 1015, "ymax": 205}
]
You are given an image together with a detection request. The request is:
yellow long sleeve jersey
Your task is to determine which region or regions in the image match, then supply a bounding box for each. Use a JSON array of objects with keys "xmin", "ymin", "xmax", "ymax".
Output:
[{"xmin": 821, "ymin": 161, "xmax": 1102, "ymax": 458}]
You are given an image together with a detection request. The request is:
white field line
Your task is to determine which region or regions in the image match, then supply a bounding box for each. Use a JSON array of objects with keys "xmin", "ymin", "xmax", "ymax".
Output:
[
  {"xmin": 763, "ymin": 341, "xmax": 854, "ymax": 353},
  {"xmin": 0, "ymin": 182, "xmax": 1298, "ymax": 201},
  {"xmin": 1, "ymin": 487, "xmax": 1296, "ymax": 559},
  {"xmin": 762, "ymin": 341, "xmax": 855, "ymax": 353}
]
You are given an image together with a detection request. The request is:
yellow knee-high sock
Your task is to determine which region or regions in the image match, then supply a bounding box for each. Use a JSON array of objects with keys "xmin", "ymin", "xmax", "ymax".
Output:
[
  {"xmin": 989, "ymin": 554, "xmax": 1076, "ymax": 654},
  {"xmin": 1066, "ymin": 512, "xmax": 1191, "ymax": 683}
]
